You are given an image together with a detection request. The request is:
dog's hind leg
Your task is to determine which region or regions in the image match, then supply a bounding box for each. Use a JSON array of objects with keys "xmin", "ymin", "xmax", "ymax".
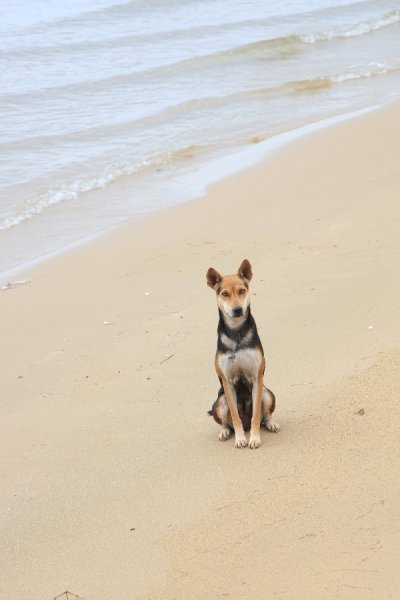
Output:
[
  {"xmin": 212, "ymin": 393, "xmax": 233, "ymax": 441},
  {"xmin": 262, "ymin": 387, "xmax": 280, "ymax": 432}
]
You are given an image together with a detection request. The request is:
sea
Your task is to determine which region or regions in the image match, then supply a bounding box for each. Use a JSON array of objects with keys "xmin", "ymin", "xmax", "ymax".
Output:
[{"xmin": 1, "ymin": 0, "xmax": 399, "ymax": 277}]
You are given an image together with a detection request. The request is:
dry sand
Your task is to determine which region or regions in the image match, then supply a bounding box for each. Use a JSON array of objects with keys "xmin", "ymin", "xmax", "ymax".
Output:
[{"xmin": 1, "ymin": 101, "xmax": 400, "ymax": 600}]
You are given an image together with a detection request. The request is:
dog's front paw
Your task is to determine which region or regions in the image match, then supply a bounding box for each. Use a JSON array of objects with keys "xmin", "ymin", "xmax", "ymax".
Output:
[
  {"xmin": 248, "ymin": 435, "xmax": 261, "ymax": 449},
  {"xmin": 235, "ymin": 435, "xmax": 248, "ymax": 448},
  {"xmin": 218, "ymin": 427, "xmax": 232, "ymax": 441},
  {"xmin": 265, "ymin": 420, "xmax": 280, "ymax": 433}
]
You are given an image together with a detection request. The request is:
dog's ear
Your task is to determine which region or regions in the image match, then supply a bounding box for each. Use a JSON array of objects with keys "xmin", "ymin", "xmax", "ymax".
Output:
[
  {"xmin": 206, "ymin": 267, "xmax": 222, "ymax": 290},
  {"xmin": 238, "ymin": 259, "xmax": 253, "ymax": 282}
]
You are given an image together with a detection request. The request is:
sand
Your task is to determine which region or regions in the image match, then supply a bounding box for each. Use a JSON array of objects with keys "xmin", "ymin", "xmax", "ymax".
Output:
[{"xmin": 1, "ymin": 101, "xmax": 400, "ymax": 600}]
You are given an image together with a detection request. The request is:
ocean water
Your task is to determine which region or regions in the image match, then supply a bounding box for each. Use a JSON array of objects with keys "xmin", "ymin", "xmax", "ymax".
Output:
[{"xmin": 1, "ymin": 0, "xmax": 399, "ymax": 276}]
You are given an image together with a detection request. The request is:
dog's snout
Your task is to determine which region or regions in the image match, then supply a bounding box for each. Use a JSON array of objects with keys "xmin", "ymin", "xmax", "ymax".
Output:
[{"xmin": 232, "ymin": 306, "xmax": 243, "ymax": 317}]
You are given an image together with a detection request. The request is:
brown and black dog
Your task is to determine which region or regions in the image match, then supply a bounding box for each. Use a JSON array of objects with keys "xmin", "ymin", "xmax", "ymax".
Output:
[{"xmin": 207, "ymin": 259, "xmax": 279, "ymax": 449}]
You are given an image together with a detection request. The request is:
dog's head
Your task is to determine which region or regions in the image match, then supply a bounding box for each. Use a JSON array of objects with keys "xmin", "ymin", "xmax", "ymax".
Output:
[{"xmin": 206, "ymin": 259, "xmax": 253, "ymax": 320}]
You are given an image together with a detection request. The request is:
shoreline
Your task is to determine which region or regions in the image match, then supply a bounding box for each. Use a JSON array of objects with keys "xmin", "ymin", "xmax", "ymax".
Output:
[
  {"xmin": 1, "ymin": 100, "xmax": 400, "ymax": 600},
  {"xmin": 0, "ymin": 100, "xmax": 385, "ymax": 282}
]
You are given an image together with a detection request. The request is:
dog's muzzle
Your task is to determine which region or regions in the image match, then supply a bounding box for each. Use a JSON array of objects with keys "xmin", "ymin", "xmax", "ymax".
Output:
[{"xmin": 232, "ymin": 306, "xmax": 244, "ymax": 317}]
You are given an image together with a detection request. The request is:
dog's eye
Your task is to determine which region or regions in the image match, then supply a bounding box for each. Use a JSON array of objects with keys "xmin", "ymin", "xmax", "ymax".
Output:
[
  {"xmin": 221, "ymin": 291, "xmax": 229, "ymax": 297},
  {"xmin": 239, "ymin": 289, "xmax": 246, "ymax": 295}
]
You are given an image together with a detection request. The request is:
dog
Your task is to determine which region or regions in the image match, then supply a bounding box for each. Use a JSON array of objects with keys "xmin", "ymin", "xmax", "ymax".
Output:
[{"xmin": 207, "ymin": 259, "xmax": 279, "ymax": 449}]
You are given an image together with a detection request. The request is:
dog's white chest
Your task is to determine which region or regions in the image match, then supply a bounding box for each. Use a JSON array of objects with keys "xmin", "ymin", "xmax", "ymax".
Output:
[{"xmin": 218, "ymin": 348, "xmax": 261, "ymax": 383}]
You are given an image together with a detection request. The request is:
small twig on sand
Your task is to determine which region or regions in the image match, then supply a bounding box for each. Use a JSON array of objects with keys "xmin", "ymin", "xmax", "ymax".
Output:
[
  {"xmin": 160, "ymin": 353, "xmax": 175, "ymax": 365},
  {"xmin": 53, "ymin": 592, "xmax": 80, "ymax": 600}
]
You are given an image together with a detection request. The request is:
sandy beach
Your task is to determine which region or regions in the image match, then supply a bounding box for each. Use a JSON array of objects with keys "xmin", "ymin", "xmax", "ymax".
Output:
[{"xmin": 1, "ymin": 101, "xmax": 400, "ymax": 600}]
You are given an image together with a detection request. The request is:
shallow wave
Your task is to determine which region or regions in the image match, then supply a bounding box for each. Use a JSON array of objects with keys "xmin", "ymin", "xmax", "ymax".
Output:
[
  {"xmin": 3, "ymin": 6, "xmax": 399, "ymax": 99},
  {"xmin": 0, "ymin": 145, "xmax": 208, "ymax": 230},
  {"xmin": 7, "ymin": 0, "xmax": 197, "ymax": 39},
  {"xmin": 287, "ymin": 62, "xmax": 400, "ymax": 90},
  {"xmin": 69, "ymin": 0, "xmax": 187, "ymax": 20},
  {"xmin": 0, "ymin": 15, "xmax": 293, "ymax": 58},
  {"xmin": 0, "ymin": 76, "xmax": 335, "ymax": 149},
  {"xmin": 0, "ymin": 34, "xmax": 305, "ymax": 101},
  {"xmin": 329, "ymin": 61, "xmax": 399, "ymax": 82},
  {"xmin": 124, "ymin": 60, "xmax": 399, "ymax": 108},
  {"xmin": 2, "ymin": 60, "xmax": 398, "ymax": 151},
  {"xmin": 0, "ymin": 32, "xmax": 304, "ymax": 96},
  {"xmin": 2, "ymin": 61, "xmax": 397, "ymax": 229},
  {"xmin": 145, "ymin": 11, "xmax": 400, "ymax": 74},
  {"xmin": 301, "ymin": 9, "xmax": 400, "ymax": 43},
  {"xmin": 7, "ymin": 0, "xmax": 145, "ymax": 34},
  {"xmin": 233, "ymin": 61, "xmax": 400, "ymax": 97}
]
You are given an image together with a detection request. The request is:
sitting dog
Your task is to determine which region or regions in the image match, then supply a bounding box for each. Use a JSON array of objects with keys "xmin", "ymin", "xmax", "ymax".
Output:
[{"xmin": 207, "ymin": 259, "xmax": 279, "ymax": 449}]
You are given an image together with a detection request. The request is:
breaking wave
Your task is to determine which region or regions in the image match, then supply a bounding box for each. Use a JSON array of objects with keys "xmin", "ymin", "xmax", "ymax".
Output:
[
  {"xmin": 300, "ymin": 9, "xmax": 400, "ymax": 43},
  {"xmin": 0, "ymin": 145, "xmax": 207, "ymax": 230}
]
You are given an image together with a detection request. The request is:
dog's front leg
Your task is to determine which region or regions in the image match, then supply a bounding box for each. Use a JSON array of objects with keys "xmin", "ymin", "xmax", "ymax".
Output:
[
  {"xmin": 249, "ymin": 371, "xmax": 263, "ymax": 449},
  {"xmin": 222, "ymin": 378, "xmax": 247, "ymax": 448}
]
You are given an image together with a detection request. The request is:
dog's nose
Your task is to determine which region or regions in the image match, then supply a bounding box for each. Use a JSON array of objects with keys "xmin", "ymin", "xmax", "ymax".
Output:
[{"xmin": 232, "ymin": 306, "xmax": 243, "ymax": 317}]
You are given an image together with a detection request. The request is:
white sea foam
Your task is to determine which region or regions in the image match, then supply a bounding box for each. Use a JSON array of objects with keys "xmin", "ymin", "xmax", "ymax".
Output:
[
  {"xmin": 301, "ymin": 9, "xmax": 400, "ymax": 43},
  {"xmin": 329, "ymin": 61, "xmax": 397, "ymax": 83},
  {"xmin": 0, "ymin": 144, "xmax": 206, "ymax": 230},
  {"xmin": 0, "ymin": 162, "xmax": 150, "ymax": 231}
]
